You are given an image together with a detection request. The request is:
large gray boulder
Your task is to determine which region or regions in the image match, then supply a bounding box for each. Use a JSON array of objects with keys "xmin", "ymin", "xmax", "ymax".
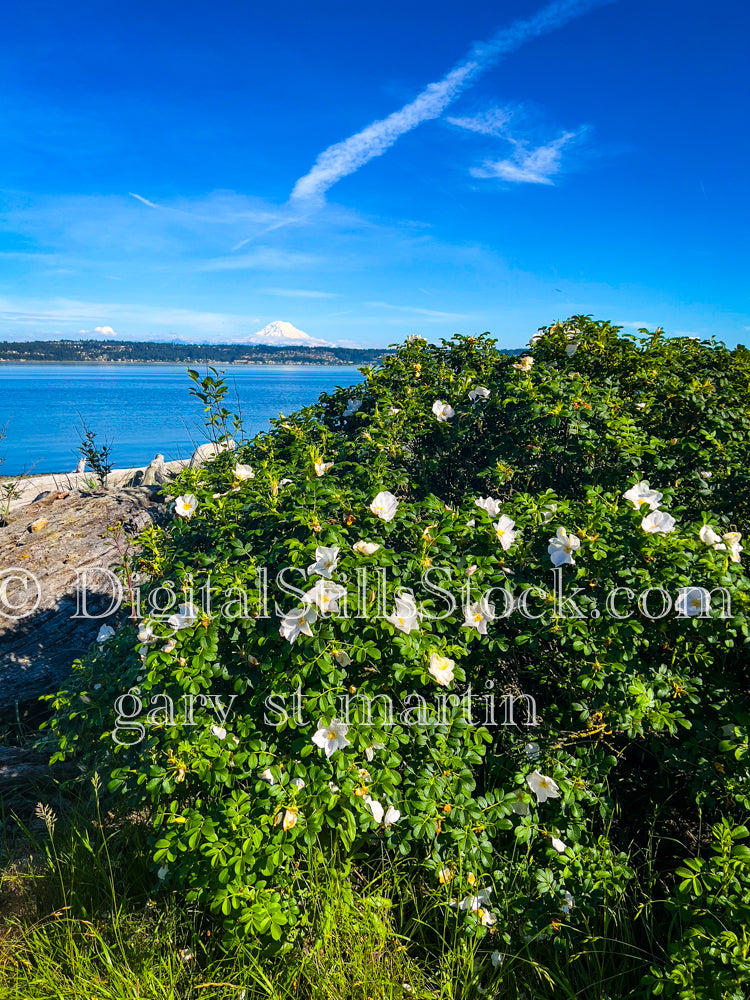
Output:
[{"xmin": 0, "ymin": 487, "xmax": 164, "ymax": 719}]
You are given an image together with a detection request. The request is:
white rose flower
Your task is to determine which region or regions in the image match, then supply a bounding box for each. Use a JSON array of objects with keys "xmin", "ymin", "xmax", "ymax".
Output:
[
  {"xmin": 211, "ymin": 725, "xmax": 227, "ymax": 739},
  {"xmin": 675, "ymin": 586, "xmax": 710, "ymax": 617},
  {"xmin": 353, "ymin": 540, "xmax": 381, "ymax": 555},
  {"xmin": 513, "ymin": 355, "xmax": 534, "ymax": 372},
  {"xmin": 548, "ymin": 527, "xmax": 581, "ymax": 566},
  {"xmin": 623, "ymin": 481, "xmax": 663, "ymax": 511},
  {"xmin": 723, "ymin": 531, "xmax": 743, "ymax": 563},
  {"xmin": 312, "ymin": 719, "xmax": 350, "ymax": 758},
  {"xmin": 468, "ymin": 386, "xmax": 490, "ymax": 401},
  {"xmin": 303, "ymin": 579, "xmax": 347, "ymax": 615},
  {"xmin": 307, "ymin": 545, "xmax": 340, "ymax": 579},
  {"xmin": 540, "ymin": 503, "xmax": 557, "ymax": 524},
  {"xmin": 458, "ymin": 888, "xmax": 492, "ymax": 911},
  {"xmin": 96, "ymin": 625, "xmax": 115, "ymax": 643},
  {"xmin": 314, "ymin": 460, "xmax": 334, "ymax": 477},
  {"xmin": 383, "ymin": 806, "xmax": 400, "ymax": 827},
  {"xmin": 550, "ymin": 836, "xmax": 567, "ymax": 853},
  {"xmin": 464, "ymin": 597, "xmax": 494, "ymax": 635},
  {"xmin": 167, "ymin": 602, "xmax": 200, "ymax": 630},
  {"xmin": 493, "ymin": 515, "xmax": 517, "ymax": 551},
  {"xmin": 428, "ymin": 652, "xmax": 455, "ymax": 687},
  {"xmin": 174, "ymin": 494, "xmax": 198, "ymax": 519},
  {"xmin": 234, "ymin": 463, "xmax": 255, "ymax": 480},
  {"xmin": 370, "ymin": 491, "xmax": 399, "ymax": 522},
  {"xmin": 699, "ymin": 525, "xmax": 722, "ymax": 546},
  {"xmin": 641, "ymin": 510, "xmax": 676, "ymax": 534},
  {"xmin": 364, "ymin": 795, "xmax": 384, "ymax": 824},
  {"xmin": 279, "ymin": 605, "xmax": 318, "ymax": 644},
  {"xmin": 386, "ymin": 594, "xmax": 420, "ymax": 634},
  {"xmin": 432, "ymin": 400, "xmax": 455, "ymax": 422},
  {"xmin": 475, "ymin": 496, "xmax": 502, "ymax": 517},
  {"xmin": 343, "ymin": 398, "xmax": 361, "ymax": 417},
  {"xmin": 526, "ymin": 770, "xmax": 561, "ymax": 803},
  {"xmin": 511, "ymin": 791, "xmax": 530, "ymax": 815}
]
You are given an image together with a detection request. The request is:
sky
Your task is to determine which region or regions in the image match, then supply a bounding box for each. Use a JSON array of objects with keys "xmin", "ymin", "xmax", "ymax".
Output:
[{"xmin": 0, "ymin": 0, "xmax": 748, "ymax": 349}]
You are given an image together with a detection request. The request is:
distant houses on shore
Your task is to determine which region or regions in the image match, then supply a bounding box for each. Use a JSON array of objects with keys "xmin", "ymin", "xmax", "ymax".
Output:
[
  {"xmin": 0, "ymin": 339, "xmax": 526, "ymax": 365},
  {"xmin": 0, "ymin": 340, "xmax": 393, "ymax": 365}
]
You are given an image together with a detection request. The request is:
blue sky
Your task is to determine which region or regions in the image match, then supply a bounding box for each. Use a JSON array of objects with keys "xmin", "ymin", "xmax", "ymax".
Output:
[{"xmin": 0, "ymin": 0, "xmax": 748, "ymax": 348}]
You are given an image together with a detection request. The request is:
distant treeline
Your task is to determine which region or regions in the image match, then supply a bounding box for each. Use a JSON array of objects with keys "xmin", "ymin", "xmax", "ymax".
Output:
[
  {"xmin": 0, "ymin": 340, "xmax": 392, "ymax": 365},
  {"xmin": 0, "ymin": 340, "xmax": 527, "ymax": 365}
]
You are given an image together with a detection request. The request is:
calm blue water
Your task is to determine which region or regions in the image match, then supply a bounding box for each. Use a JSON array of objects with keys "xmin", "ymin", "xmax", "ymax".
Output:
[{"xmin": 0, "ymin": 364, "xmax": 363, "ymax": 475}]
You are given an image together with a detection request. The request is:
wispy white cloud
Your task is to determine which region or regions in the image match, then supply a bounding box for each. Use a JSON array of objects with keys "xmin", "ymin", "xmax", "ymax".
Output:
[
  {"xmin": 471, "ymin": 129, "xmax": 583, "ymax": 185},
  {"xmin": 196, "ymin": 249, "xmax": 325, "ymax": 272},
  {"xmin": 0, "ymin": 295, "xmax": 261, "ymax": 339},
  {"xmin": 447, "ymin": 107, "xmax": 514, "ymax": 137},
  {"xmin": 129, "ymin": 192, "xmax": 159, "ymax": 209},
  {"xmin": 290, "ymin": 0, "xmax": 609, "ymax": 203}
]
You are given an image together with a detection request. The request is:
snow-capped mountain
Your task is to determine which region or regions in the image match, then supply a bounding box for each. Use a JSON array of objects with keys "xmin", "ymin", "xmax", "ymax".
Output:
[{"xmin": 246, "ymin": 321, "xmax": 332, "ymax": 347}]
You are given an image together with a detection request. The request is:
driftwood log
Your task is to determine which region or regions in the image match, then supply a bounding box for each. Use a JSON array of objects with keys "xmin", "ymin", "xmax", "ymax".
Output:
[{"xmin": 0, "ymin": 487, "xmax": 163, "ymax": 722}]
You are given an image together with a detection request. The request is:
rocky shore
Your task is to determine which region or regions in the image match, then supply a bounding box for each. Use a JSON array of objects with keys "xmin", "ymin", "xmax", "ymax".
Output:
[{"xmin": 0, "ymin": 444, "xmax": 230, "ymax": 722}]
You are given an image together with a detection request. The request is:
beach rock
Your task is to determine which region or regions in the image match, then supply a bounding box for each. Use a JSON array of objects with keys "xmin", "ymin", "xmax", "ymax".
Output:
[
  {"xmin": 0, "ymin": 487, "xmax": 165, "ymax": 719},
  {"xmin": 189, "ymin": 439, "xmax": 236, "ymax": 468}
]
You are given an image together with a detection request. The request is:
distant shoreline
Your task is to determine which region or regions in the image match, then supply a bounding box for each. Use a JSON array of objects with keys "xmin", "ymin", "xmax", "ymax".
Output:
[
  {"xmin": 0, "ymin": 340, "xmax": 526, "ymax": 366},
  {"xmin": 0, "ymin": 340, "xmax": 394, "ymax": 366},
  {"xmin": 0, "ymin": 359, "xmax": 363, "ymax": 367}
]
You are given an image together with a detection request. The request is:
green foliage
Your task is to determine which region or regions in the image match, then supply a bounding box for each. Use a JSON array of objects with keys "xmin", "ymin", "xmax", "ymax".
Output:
[
  {"xmin": 76, "ymin": 415, "xmax": 114, "ymax": 488},
  {"xmin": 646, "ymin": 819, "xmax": 750, "ymax": 998},
  {"xmin": 187, "ymin": 366, "xmax": 244, "ymax": 446},
  {"xmin": 41, "ymin": 317, "xmax": 750, "ymax": 993}
]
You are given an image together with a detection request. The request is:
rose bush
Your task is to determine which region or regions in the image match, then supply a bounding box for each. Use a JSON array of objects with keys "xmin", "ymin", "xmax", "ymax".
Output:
[{"xmin": 44, "ymin": 318, "xmax": 750, "ymax": 988}]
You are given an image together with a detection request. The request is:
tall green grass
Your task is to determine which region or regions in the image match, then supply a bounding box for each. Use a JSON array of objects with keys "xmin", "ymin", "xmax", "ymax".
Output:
[{"xmin": 0, "ymin": 781, "xmax": 668, "ymax": 1000}]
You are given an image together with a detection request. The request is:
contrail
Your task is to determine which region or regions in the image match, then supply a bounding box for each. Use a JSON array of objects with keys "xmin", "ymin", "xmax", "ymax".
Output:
[
  {"xmin": 129, "ymin": 192, "xmax": 159, "ymax": 208},
  {"xmin": 290, "ymin": 0, "xmax": 610, "ymax": 204}
]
